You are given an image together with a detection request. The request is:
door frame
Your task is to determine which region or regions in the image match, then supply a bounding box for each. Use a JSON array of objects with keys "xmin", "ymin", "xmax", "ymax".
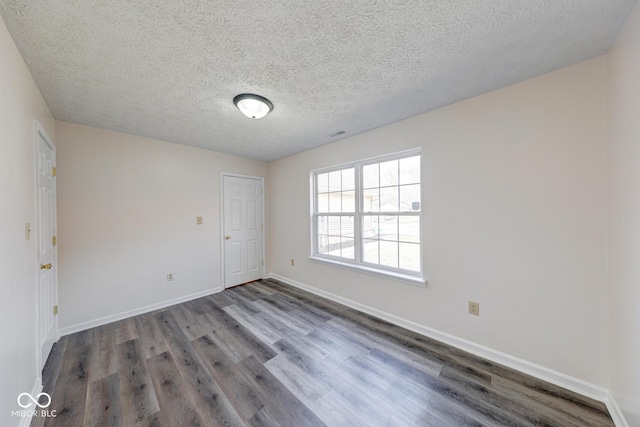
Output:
[
  {"xmin": 35, "ymin": 121, "xmax": 59, "ymax": 373},
  {"xmin": 219, "ymin": 172, "xmax": 266, "ymax": 289}
]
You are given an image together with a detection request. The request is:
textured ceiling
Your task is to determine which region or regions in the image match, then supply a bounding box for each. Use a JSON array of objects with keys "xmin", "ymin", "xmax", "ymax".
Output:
[{"xmin": 0, "ymin": 1, "xmax": 635, "ymax": 161}]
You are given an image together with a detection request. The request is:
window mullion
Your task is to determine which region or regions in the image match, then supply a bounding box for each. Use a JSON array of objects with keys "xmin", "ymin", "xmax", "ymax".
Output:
[
  {"xmin": 312, "ymin": 172, "xmax": 318, "ymax": 256},
  {"xmin": 354, "ymin": 163, "xmax": 363, "ymax": 264}
]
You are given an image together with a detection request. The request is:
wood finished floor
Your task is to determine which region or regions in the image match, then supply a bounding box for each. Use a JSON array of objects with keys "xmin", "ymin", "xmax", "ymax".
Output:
[{"xmin": 34, "ymin": 278, "xmax": 614, "ymax": 427}]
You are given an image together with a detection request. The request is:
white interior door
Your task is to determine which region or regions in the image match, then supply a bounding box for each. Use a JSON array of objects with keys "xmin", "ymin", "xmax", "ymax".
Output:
[
  {"xmin": 223, "ymin": 175, "xmax": 264, "ymax": 288},
  {"xmin": 36, "ymin": 124, "xmax": 58, "ymax": 369}
]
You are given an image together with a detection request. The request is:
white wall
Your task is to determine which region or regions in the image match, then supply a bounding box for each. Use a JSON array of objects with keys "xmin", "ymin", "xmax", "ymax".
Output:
[
  {"xmin": 0, "ymin": 16, "xmax": 55, "ymax": 427},
  {"xmin": 607, "ymin": 2, "xmax": 640, "ymax": 424},
  {"xmin": 269, "ymin": 57, "xmax": 609, "ymax": 387},
  {"xmin": 56, "ymin": 121, "xmax": 268, "ymax": 330}
]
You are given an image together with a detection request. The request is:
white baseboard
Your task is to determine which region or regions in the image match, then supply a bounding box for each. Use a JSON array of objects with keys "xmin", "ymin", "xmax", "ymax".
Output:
[
  {"xmin": 58, "ymin": 287, "xmax": 223, "ymax": 336},
  {"xmin": 266, "ymin": 273, "xmax": 629, "ymax": 427},
  {"xmin": 17, "ymin": 377, "xmax": 43, "ymax": 427},
  {"xmin": 603, "ymin": 391, "xmax": 630, "ymax": 427}
]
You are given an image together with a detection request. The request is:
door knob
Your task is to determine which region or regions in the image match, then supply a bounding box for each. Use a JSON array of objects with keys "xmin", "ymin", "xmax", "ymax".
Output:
[
  {"xmin": 40, "ymin": 263, "xmax": 52, "ymax": 270},
  {"xmin": 225, "ymin": 235, "xmax": 231, "ymax": 240}
]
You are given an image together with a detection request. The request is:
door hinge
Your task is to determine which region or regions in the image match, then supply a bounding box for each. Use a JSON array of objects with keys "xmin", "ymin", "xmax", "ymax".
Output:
[
  {"xmin": 262, "ymin": 260, "xmax": 264, "ymax": 266},
  {"xmin": 52, "ymin": 236, "xmax": 57, "ymax": 247},
  {"xmin": 261, "ymin": 224, "xmax": 263, "ymax": 231},
  {"xmin": 53, "ymin": 305, "xmax": 58, "ymax": 316},
  {"xmin": 51, "ymin": 166, "xmax": 56, "ymax": 177}
]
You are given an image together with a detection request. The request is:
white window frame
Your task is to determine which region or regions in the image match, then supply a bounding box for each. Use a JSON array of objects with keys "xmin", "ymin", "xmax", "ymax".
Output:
[{"xmin": 309, "ymin": 148, "xmax": 425, "ymax": 286}]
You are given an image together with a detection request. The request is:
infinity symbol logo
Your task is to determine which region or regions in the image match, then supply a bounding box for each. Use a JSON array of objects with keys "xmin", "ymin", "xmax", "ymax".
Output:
[{"xmin": 17, "ymin": 392, "xmax": 51, "ymax": 409}]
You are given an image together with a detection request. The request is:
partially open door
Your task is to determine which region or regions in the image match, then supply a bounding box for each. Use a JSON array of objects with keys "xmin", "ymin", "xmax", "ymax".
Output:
[{"xmin": 36, "ymin": 123, "xmax": 58, "ymax": 370}]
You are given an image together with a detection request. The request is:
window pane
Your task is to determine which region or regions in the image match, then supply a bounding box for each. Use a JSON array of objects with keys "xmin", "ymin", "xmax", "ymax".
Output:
[
  {"xmin": 328, "ymin": 192, "xmax": 342, "ymax": 212},
  {"xmin": 318, "ymin": 235, "xmax": 329, "ymax": 254},
  {"xmin": 398, "ymin": 216, "xmax": 420, "ymax": 243},
  {"xmin": 317, "ymin": 193, "xmax": 329, "ymax": 213},
  {"xmin": 317, "ymin": 173, "xmax": 329, "ymax": 192},
  {"xmin": 342, "ymin": 169, "xmax": 355, "ymax": 191},
  {"xmin": 378, "ymin": 216, "xmax": 398, "ymax": 242},
  {"xmin": 328, "ymin": 216, "xmax": 340, "ymax": 236},
  {"xmin": 363, "ymin": 238, "xmax": 379, "ymax": 264},
  {"xmin": 380, "ymin": 160, "xmax": 398, "ymax": 187},
  {"xmin": 341, "ymin": 216, "xmax": 354, "ymax": 237},
  {"xmin": 341, "ymin": 238, "xmax": 355, "ymax": 259},
  {"xmin": 399, "ymin": 242, "xmax": 420, "ymax": 271},
  {"xmin": 379, "ymin": 240, "xmax": 399, "ymax": 268},
  {"xmin": 327, "ymin": 236, "xmax": 341, "ymax": 256},
  {"xmin": 362, "ymin": 215, "xmax": 378, "ymax": 238},
  {"xmin": 317, "ymin": 215, "xmax": 329, "ymax": 236},
  {"xmin": 400, "ymin": 184, "xmax": 420, "ymax": 212},
  {"xmin": 399, "ymin": 156, "xmax": 420, "ymax": 185},
  {"xmin": 363, "ymin": 188, "xmax": 379, "ymax": 212},
  {"xmin": 363, "ymin": 164, "xmax": 379, "ymax": 189},
  {"xmin": 342, "ymin": 191, "xmax": 355, "ymax": 212},
  {"xmin": 329, "ymin": 171, "xmax": 341, "ymax": 192},
  {"xmin": 380, "ymin": 187, "xmax": 399, "ymax": 212}
]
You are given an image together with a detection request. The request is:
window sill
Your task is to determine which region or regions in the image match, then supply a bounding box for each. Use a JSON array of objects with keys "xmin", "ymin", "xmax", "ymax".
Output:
[{"xmin": 308, "ymin": 256, "xmax": 427, "ymax": 287}]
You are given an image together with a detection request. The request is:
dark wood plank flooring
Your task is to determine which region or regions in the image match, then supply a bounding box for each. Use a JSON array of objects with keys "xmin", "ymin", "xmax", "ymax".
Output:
[{"xmin": 34, "ymin": 278, "xmax": 615, "ymax": 427}]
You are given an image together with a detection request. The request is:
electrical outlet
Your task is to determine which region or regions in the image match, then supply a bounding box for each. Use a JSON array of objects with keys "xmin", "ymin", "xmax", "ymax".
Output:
[
  {"xmin": 468, "ymin": 301, "xmax": 480, "ymax": 316},
  {"xmin": 291, "ymin": 259, "xmax": 295, "ymax": 266},
  {"xmin": 196, "ymin": 216, "xmax": 203, "ymax": 225},
  {"xmin": 167, "ymin": 273, "xmax": 174, "ymax": 281}
]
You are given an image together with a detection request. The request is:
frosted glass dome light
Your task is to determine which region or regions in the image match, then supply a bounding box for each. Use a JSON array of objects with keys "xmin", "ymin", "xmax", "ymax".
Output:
[{"xmin": 233, "ymin": 94, "xmax": 273, "ymax": 119}]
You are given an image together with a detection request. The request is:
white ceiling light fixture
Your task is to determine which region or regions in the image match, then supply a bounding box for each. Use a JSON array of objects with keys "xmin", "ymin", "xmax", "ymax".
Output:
[{"xmin": 233, "ymin": 93, "xmax": 273, "ymax": 119}]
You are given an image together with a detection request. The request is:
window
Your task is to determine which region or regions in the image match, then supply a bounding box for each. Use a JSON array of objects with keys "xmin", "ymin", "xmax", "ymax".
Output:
[{"xmin": 311, "ymin": 149, "xmax": 423, "ymax": 284}]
